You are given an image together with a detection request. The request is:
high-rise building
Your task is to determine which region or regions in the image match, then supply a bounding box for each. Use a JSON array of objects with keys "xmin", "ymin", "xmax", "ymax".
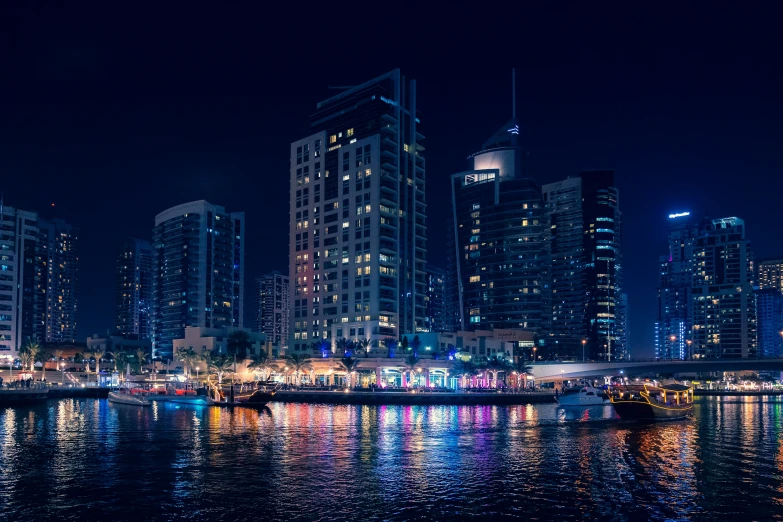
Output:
[
  {"xmin": 152, "ymin": 200, "xmax": 245, "ymax": 358},
  {"xmin": 288, "ymin": 70, "xmax": 426, "ymax": 354},
  {"xmin": 542, "ymin": 171, "xmax": 623, "ymax": 360},
  {"xmin": 450, "ymin": 113, "xmax": 550, "ymax": 334},
  {"xmin": 654, "ymin": 212, "xmax": 699, "ymax": 359},
  {"xmin": 38, "ymin": 218, "xmax": 79, "ymax": 343},
  {"xmin": 691, "ymin": 217, "xmax": 756, "ymax": 358},
  {"xmin": 758, "ymin": 259, "xmax": 783, "ymax": 292},
  {"xmin": 255, "ymin": 271, "xmax": 289, "ymax": 351},
  {"xmin": 443, "ymin": 214, "xmax": 462, "ymax": 332},
  {"xmin": 115, "ymin": 238, "xmax": 154, "ymax": 339},
  {"xmin": 755, "ymin": 288, "xmax": 782, "ymax": 358},
  {"xmin": 424, "ymin": 265, "xmax": 445, "ymax": 333},
  {"xmin": 0, "ymin": 206, "xmax": 40, "ymax": 356}
]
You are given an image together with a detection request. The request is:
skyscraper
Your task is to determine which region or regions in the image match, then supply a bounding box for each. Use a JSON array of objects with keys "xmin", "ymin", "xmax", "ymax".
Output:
[
  {"xmin": 424, "ymin": 265, "xmax": 445, "ymax": 333},
  {"xmin": 115, "ymin": 238, "xmax": 154, "ymax": 339},
  {"xmin": 450, "ymin": 111, "xmax": 550, "ymax": 334},
  {"xmin": 38, "ymin": 218, "xmax": 79, "ymax": 343},
  {"xmin": 0, "ymin": 206, "xmax": 40, "ymax": 356},
  {"xmin": 654, "ymin": 212, "xmax": 699, "ymax": 359},
  {"xmin": 152, "ymin": 200, "xmax": 245, "ymax": 358},
  {"xmin": 691, "ymin": 217, "xmax": 756, "ymax": 358},
  {"xmin": 758, "ymin": 259, "xmax": 783, "ymax": 292},
  {"xmin": 755, "ymin": 288, "xmax": 782, "ymax": 358},
  {"xmin": 288, "ymin": 69, "xmax": 426, "ymax": 354},
  {"xmin": 255, "ymin": 271, "xmax": 289, "ymax": 351},
  {"xmin": 443, "ymin": 214, "xmax": 462, "ymax": 332},
  {"xmin": 542, "ymin": 171, "xmax": 624, "ymax": 360}
]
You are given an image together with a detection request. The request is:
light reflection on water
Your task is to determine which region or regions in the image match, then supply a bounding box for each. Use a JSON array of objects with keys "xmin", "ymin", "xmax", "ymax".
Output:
[{"xmin": 1, "ymin": 397, "xmax": 783, "ymax": 521}]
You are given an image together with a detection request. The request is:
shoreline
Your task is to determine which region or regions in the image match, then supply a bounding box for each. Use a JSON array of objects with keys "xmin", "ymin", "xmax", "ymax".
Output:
[
  {"xmin": 694, "ymin": 390, "xmax": 783, "ymax": 397},
  {"xmin": 269, "ymin": 390, "xmax": 557, "ymax": 405}
]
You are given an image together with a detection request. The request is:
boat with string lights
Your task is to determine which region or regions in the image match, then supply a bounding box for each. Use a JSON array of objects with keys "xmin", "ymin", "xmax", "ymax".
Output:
[{"xmin": 609, "ymin": 383, "xmax": 694, "ymax": 420}]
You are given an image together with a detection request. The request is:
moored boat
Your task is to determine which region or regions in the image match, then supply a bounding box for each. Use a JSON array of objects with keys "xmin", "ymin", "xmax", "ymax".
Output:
[
  {"xmin": 609, "ymin": 383, "xmax": 694, "ymax": 420},
  {"xmin": 556, "ymin": 385, "xmax": 608, "ymax": 406},
  {"xmin": 214, "ymin": 380, "xmax": 279, "ymax": 408},
  {"xmin": 108, "ymin": 390, "xmax": 151, "ymax": 407}
]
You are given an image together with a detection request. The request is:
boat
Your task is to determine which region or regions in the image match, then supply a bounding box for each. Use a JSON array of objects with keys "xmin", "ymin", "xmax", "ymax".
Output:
[
  {"xmin": 556, "ymin": 384, "xmax": 608, "ymax": 406},
  {"xmin": 609, "ymin": 383, "xmax": 694, "ymax": 420},
  {"xmin": 150, "ymin": 386, "xmax": 214, "ymax": 406},
  {"xmin": 108, "ymin": 389, "xmax": 151, "ymax": 407},
  {"xmin": 214, "ymin": 380, "xmax": 279, "ymax": 408}
]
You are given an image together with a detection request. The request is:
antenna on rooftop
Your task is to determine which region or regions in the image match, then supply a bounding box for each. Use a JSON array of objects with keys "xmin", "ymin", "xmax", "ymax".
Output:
[{"xmin": 512, "ymin": 68, "xmax": 516, "ymax": 119}]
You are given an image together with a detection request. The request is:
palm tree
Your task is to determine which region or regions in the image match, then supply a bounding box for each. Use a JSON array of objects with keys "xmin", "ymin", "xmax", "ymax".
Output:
[
  {"xmin": 311, "ymin": 339, "xmax": 331, "ymax": 358},
  {"xmin": 400, "ymin": 336, "xmax": 409, "ymax": 353},
  {"xmin": 134, "ymin": 348, "xmax": 148, "ymax": 373},
  {"xmin": 93, "ymin": 348, "xmax": 106, "ymax": 376},
  {"xmin": 336, "ymin": 337, "xmax": 356, "ymax": 357},
  {"xmin": 21, "ymin": 337, "xmax": 41, "ymax": 372},
  {"xmin": 19, "ymin": 350, "xmax": 34, "ymax": 374},
  {"xmin": 37, "ymin": 351, "xmax": 52, "ymax": 381},
  {"xmin": 176, "ymin": 347, "xmax": 201, "ymax": 379},
  {"xmin": 336, "ymin": 356, "xmax": 361, "ymax": 388},
  {"xmin": 510, "ymin": 360, "xmax": 533, "ymax": 389},
  {"xmin": 409, "ymin": 335, "xmax": 422, "ymax": 358},
  {"xmin": 485, "ymin": 355, "xmax": 512, "ymax": 388},
  {"xmin": 283, "ymin": 353, "xmax": 312, "ymax": 386},
  {"xmin": 384, "ymin": 338, "xmax": 398, "ymax": 358},
  {"xmin": 356, "ymin": 339, "xmax": 371, "ymax": 357},
  {"xmin": 247, "ymin": 352, "xmax": 272, "ymax": 381},
  {"xmin": 227, "ymin": 330, "xmax": 253, "ymax": 360},
  {"xmin": 206, "ymin": 351, "xmax": 233, "ymax": 384},
  {"xmin": 451, "ymin": 359, "xmax": 476, "ymax": 389},
  {"xmin": 52, "ymin": 348, "xmax": 64, "ymax": 380},
  {"xmin": 400, "ymin": 354, "xmax": 420, "ymax": 387}
]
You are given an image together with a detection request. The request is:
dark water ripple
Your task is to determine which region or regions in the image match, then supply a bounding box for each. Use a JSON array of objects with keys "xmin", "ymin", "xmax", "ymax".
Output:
[{"xmin": 2, "ymin": 397, "xmax": 783, "ymax": 521}]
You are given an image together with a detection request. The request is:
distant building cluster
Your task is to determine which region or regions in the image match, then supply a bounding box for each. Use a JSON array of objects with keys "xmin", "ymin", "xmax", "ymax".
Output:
[
  {"xmin": 656, "ymin": 213, "xmax": 780, "ymax": 359},
  {"xmin": 0, "ymin": 205, "xmax": 79, "ymax": 356},
  {"xmin": 284, "ymin": 69, "xmax": 628, "ymax": 362},
  {"xmin": 5, "ymin": 70, "xmax": 780, "ymax": 364}
]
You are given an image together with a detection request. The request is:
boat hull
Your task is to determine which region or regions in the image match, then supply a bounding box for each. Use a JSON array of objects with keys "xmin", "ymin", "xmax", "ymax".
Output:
[
  {"xmin": 108, "ymin": 391, "xmax": 151, "ymax": 407},
  {"xmin": 611, "ymin": 400, "xmax": 693, "ymax": 420},
  {"xmin": 153, "ymin": 395, "xmax": 213, "ymax": 406},
  {"xmin": 557, "ymin": 395, "xmax": 608, "ymax": 407}
]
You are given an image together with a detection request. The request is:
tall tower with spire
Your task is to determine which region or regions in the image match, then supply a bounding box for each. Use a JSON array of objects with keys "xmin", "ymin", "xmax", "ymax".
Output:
[{"xmin": 448, "ymin": 70, "xmax": 550, "ymax": 343}]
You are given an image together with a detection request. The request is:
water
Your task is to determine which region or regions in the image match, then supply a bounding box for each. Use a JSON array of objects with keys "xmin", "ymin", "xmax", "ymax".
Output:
[{"xmin": 2, "ymin": 397, "xmax": 783, "ymax": 521}]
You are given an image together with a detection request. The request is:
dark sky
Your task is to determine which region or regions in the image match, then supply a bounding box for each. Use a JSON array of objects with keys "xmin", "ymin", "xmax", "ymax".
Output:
[{"xmin": 2, "ymin": 2, "xmax": 781, "ymax": 356}]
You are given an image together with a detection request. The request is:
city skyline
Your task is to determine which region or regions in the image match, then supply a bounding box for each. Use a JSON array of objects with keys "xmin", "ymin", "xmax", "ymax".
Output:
[{"xmin": 3, "ymin": 3, "xmax": 782, "ymax": 357}]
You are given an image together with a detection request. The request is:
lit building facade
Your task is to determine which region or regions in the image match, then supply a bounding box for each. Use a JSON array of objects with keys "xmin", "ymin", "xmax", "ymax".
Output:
[
  {"xmin": 755, "ymin": 288, "xmax": 783, "ymax": 358},
  {"xmin": 288, "ymin": 70, "xmax": 426, "ymax": 354},
  {"xmin": 115, "ymin": 238, "xmax": 154, "ymax": 339},
  {"xmin": 758, "ymin": 259, "xmax": 783, "ymax": 292},
  {"xmin": 691, "ymin": 217, "xmax": 756, "ymax": 358},
  {"xmin": 450, "ymin": 114, "xmax": 550, "ymax": 335},
  {"xmin": 0, "ymin": 206, "xmax": 40, "ymax": 356},
  {"xmin": 152, "ymin": 200, "xmax": 245, "ymax": 358},
  {"xmin": 542, "ymin": 171, "xmax": 624, "ymax": 360},
  {"xmin": 38, "ymin": 218, "xmax": 79, "ymax": 343},
  {"xmin": 424, "ymin": 265, "xmax": 445, "ymax": 332},
  {"xmin": 654, "ymin": 212, "xmax": 699, "ymax": 359},
  {"xmin": 255, "ymin": 271, "xmax": 289, "ymax": 351}
]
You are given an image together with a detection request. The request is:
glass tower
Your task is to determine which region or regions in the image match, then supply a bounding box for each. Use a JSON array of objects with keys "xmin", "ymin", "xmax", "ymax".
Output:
[
  {"xmin": 288, "ymin": 70, "xmax": 426, "ymax": 354},
  {"xmin": 152, "ymin": 200, "xmax": 245, "ymax": 358}
]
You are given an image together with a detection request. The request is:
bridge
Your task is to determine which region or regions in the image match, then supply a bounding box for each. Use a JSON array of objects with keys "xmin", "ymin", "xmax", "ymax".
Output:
[{"xmin": 529, "ymin": 359, "xmax": 783, "ymax": 382}]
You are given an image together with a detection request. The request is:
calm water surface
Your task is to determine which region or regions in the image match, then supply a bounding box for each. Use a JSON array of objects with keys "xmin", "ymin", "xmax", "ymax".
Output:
[{"xmin": 2, "ymin": 397, "xmax": 783, "ymax": 521}]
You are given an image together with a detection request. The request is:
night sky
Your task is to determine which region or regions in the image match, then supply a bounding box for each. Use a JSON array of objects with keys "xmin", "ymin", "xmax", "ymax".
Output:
[{"xmin": 3, "ymin": 3, "xmax": 781, "ymax": 356}]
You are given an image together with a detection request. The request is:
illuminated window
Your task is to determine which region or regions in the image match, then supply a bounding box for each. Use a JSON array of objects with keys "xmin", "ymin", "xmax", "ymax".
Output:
[
  {"xmin": 329, "ymin": 135, "xmax": 337, "ymax": 144},
  {"xmin": 347, "ymin": 128, "xmax": 354, "ymax": 137},
  {"xmin": 469, "ymin": 275, "xmax": 480, "ymax": 283}
]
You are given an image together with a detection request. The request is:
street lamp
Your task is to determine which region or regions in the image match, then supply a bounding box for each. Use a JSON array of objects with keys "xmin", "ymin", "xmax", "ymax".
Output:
[
  {"xmin": 670, "ymin": 335, "xmax": 676, "ymax": 359},
  {"xmin": 532, "ymin": 347, "xmax": 537, "ymax": 364},
  {"xmin": 686, "ymin": 340, "xmax": 692, "ymax": 360},
  {"xmin": 196, "ymin": 366, "xmax": 200, "ymax": 381},
  {"xmin": 581, "ymin": 340, "xmax": 586, "ymax": 362},
  {"xmin": 60, "ymin": 361, "xmax": 65, "ymax": 385}
]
